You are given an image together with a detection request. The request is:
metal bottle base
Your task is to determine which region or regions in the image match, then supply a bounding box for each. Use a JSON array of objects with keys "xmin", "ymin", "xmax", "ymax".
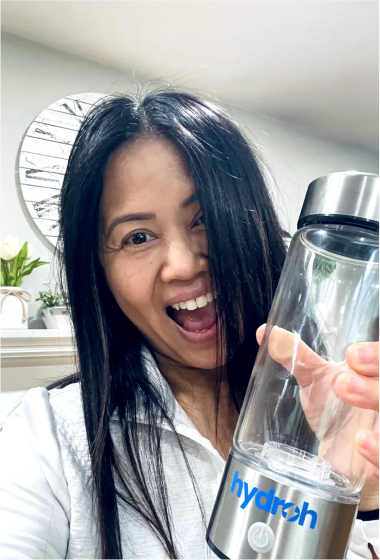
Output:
[{"xmin": 207, "ymin": 451, "xmax": 359, "ymax": 559}]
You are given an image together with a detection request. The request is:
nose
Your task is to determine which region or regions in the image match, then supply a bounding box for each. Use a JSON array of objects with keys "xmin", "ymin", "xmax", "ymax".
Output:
[{"xmin": 160, "ymin": 234, "xmax": 208, "ymax": 284}]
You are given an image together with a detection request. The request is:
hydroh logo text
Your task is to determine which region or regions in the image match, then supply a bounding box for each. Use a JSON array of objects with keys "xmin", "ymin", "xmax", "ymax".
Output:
[{"xmin": 230, "ymin": 471, "xmax": 317, "ymax": 529}]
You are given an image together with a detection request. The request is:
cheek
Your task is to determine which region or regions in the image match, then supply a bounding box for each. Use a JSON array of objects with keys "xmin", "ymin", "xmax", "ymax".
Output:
[
  {"xmin": 103, "ymin": 252, "xmax": 156, "ymax": 322},
  {"xmin": 196, "ymin": 229, "xmax": 208, "ymax": 254}
]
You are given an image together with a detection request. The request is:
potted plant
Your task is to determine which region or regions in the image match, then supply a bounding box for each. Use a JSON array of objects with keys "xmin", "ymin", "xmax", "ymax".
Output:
[
  {"xmin": 36, "ymin": 283, "xmax": 72, "ymax": 330},
  {"xmin": 0, "ymin": 237, "xmax": 48, "ymax": 329}
]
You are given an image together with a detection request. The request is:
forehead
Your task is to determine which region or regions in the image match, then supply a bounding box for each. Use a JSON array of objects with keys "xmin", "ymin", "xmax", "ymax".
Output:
[{"xmin": 102, "ymin": 136, "xmax": 193, "ymax": 213}]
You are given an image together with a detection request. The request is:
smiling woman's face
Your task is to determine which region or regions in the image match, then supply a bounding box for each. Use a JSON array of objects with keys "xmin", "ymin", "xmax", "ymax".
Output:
[{"xmin": 100, "ymin": 136, "xmax": 217, "ymax": 369}]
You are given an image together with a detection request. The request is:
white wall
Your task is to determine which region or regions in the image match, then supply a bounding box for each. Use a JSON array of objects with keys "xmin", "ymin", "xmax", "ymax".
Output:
[
  {"xmin": 2, "ymin": 32, "xmax": 378, "ymax": 322},
  {"xmin": 226, "ymin": 106, "xmax": 379, "ymax": 235}
]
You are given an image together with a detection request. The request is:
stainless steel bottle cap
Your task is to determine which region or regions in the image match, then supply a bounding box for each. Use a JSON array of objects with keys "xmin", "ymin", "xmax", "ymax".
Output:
[{"xmin": 297, "ymin": 171, "xmax": 379, "ymax": 231}]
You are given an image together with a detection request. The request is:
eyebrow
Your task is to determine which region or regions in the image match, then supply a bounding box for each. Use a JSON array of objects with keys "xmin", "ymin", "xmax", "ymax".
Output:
[
  {"xmin": 182, "ymin": 193, "xmax": 197, "ymax": 208},
  {"xmin": 106, "ymin": 212, "xmax": 155, "ymax": 240},
  {"xmin": 106, "ymin": 194, "xmax": 198, "ymax": 240}
]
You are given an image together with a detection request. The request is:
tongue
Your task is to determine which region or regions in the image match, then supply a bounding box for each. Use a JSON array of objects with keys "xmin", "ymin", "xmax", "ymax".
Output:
[{"xmin": 172, "ymin": 302, "xmax": 216, "ymax": 332}]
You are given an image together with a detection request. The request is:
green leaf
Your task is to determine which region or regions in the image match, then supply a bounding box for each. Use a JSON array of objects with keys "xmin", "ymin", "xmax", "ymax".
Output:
[
  {"xmin": 16, "ymin": 242, "xmax": 29, "ymax": 280},
  {"xmin": 18, "ymin": 259, "xmax": 49, "ymax": 280},
  {"xmin": 313, "ymin": 256, "xmax": 337, "ymax": 285},
  {"xmin": 36, "ymin": 288, "xmax": 66, "ymax": 309},
  {"xmin": 7, "ymin": 257, "xmax": 18, "ymax": 287},
  {"xmin": 1, "ymin": 259, "xmax": 9, "ymax": 286},
  {"xmin": 8, "ymin": 243, "xmax": 28, "ymax": 287}
]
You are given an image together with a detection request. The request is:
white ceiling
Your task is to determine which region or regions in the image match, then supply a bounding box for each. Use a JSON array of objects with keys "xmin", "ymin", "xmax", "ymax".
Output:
[{"xmin": 2, "ymin": 1, "xmax": 379, "ymax": 149}]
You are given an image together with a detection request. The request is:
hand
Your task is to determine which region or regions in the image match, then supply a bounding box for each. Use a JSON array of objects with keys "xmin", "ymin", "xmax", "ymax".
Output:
[
  {"xmin": 336, "ymin": 341, "xmax": 379, "ymax": 511},
  {"xmin": 256, "ymin": 324, "xmax": 379, "ymax": 511}
]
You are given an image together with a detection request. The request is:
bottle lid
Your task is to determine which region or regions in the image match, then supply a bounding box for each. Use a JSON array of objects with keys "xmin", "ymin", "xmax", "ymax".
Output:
[{"xmin": 297, "ymin": 171, "xmax": 379, "ymax": 231}]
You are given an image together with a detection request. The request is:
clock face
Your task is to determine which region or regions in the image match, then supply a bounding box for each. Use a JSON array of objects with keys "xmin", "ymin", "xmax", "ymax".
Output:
[{"xmin": 19, "ymin": 93, "xmax": 107, "ymax": 248}]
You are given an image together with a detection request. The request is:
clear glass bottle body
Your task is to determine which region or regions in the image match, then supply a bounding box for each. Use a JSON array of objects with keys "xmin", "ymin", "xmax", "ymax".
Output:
[{"xmin": 235, "ymin": 224, "xmax": 379, "ymax": 497}]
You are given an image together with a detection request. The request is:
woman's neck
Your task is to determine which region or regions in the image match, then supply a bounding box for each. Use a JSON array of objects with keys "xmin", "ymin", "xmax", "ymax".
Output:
[{"xmin": 153, "ymin": 352, "xmax": 239, "ymax": 460}]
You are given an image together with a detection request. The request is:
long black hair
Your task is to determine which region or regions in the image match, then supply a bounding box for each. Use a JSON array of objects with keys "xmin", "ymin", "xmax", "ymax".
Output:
[{"xmin": 47, "ymin": 88, "xmax": 287, "ymax": 558}]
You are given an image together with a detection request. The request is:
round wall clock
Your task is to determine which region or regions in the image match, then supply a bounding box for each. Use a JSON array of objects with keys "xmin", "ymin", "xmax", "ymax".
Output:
[{"xmin": 18, "ymin": 92, "xmax": 106, "ymax": 247}]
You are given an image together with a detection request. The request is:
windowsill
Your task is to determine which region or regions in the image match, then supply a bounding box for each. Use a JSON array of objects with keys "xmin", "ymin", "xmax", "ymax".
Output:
[{"xmin": 1, "ymin": 329, "xmax": 75, "ymax": 359}]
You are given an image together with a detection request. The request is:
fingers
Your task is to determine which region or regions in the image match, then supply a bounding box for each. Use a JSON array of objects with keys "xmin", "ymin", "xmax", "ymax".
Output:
[
  {"xmin": 267, "ymin": 327, "xmax": 325, "ymax": 369},
  {"xmin": 256, "ymin": 324, "xmax": 266, "ymax": 345},
  {"xmin": 346, "ymin": 342, "xmax": 379, "ymax": 378},
  {"xmin": 256, "ymin": 325, "xmax": 322, "ymax": 370},
  {"xmin": 355, "ymin": 430, "xmax": 379, "ymax": 470},
  {"xmin": 266, "ymin": 326, "xmax": 333, "ymax": 388},
  {"xmin": 267, "ymin": 327, "xmax": 297, "ymax": 367},
  {"xmin": 335, "ymin": 372, "xmax": 379, "ymax": 411}
]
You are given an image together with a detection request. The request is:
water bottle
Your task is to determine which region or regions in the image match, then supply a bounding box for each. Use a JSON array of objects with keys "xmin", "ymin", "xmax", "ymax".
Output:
[{"xmin": 207, "ymin": 171, "xmax": 379, "ymax": 559}]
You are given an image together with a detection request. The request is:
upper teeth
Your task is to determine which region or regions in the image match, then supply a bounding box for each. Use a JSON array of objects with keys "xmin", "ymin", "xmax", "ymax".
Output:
[{"xmin": 171, "ymin": 292, "xmax": 215, "ymax": 311}]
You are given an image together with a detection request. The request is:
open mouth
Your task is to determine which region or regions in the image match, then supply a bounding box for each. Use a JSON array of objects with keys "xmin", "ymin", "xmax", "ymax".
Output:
[{"xmin": 166, "ymin": 296, "xmax": 216, "ymax": 338}]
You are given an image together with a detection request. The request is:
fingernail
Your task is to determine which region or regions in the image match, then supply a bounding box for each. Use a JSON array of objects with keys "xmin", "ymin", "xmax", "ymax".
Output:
[
  {"xmin": 347, "ymin": 374, "xmax": 366, "ymax": 393},
  {"xmin": 354, "ymin": 345, "xmax": 374, "ymax": 364},
  {"xmin": 358, "ymin": 433, "xmax": 377, "ymax": 451}
]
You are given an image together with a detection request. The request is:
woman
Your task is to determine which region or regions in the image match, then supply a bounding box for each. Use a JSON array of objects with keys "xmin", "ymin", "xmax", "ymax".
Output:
[{"xmin": 0, "ymin": 90, "xmax": 378, "ymax": 559}]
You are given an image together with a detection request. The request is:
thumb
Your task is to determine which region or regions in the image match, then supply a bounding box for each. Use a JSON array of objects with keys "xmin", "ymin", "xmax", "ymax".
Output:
[{"xmin": 256, "ymin": 323, "xmax": 266, "ymax": 345}]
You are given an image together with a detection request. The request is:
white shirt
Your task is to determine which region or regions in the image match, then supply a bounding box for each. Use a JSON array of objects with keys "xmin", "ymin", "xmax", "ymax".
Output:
[{"xmin": 0, "ymin": 349, "xmax": 378, "ymax": 559}]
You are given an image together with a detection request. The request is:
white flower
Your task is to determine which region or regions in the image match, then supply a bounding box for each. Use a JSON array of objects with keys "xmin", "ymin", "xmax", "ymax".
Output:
[
  {"xmin": 0, "ymin": 236, "xmax": 21, "ymax": 261},
  {"xmin": 26, "ymin": 243, "xmax": 33, "ymax": 260}
]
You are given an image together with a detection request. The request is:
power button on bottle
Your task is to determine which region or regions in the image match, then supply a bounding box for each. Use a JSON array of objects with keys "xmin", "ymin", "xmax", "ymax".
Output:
[{"xmin": 247, "ymin": 522, "xmax": 275, "ymax": 553}]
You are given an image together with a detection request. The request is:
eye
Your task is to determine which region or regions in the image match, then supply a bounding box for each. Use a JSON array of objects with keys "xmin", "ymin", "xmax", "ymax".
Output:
[
  {"xmin": 124, "ymin": 232, "xmax": 154, "ymax": 246},
  {"xmin": 193, "ymin": 214, "xmax": 205, "ymax": 228}
]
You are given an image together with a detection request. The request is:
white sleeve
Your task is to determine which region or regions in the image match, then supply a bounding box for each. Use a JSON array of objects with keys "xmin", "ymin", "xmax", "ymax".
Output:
[
  {"xmin": 0, "ymin": 388, "xmax": 70, "ymax": 559},
  {"xmin": 347, "ymin": 518, "xmax": 379, "ymax": 559}
]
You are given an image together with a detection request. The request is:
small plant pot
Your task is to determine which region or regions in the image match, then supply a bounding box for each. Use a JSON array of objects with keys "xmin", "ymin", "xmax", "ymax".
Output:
[
  {"xmin": 0, "ymin": 286, "xmax": 31, "ymax": 329},
  {"xmin": 42, "ymin": 306, "xmax": 72, "ymax": 330}
]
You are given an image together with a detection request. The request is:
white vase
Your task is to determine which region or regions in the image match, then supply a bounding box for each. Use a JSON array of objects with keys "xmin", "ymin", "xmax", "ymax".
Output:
[
  {"xmin": 0, "ymin": 286, "xmax": 31, "ymax": 329},
  {"xmin": 42, "ymin": 307, "xmax": 72, "ymax": 331}
]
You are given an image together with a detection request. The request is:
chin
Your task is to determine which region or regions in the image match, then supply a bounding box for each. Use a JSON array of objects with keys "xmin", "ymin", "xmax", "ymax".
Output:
[{"xmin": 177, "ymin": 345, "xmax": 218, "ymax": 370}]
